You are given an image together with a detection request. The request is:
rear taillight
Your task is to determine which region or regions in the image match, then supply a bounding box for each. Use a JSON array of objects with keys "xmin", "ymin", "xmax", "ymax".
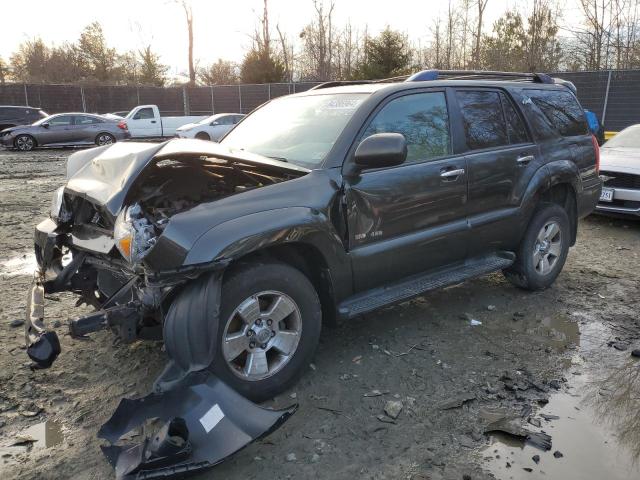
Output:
[
  {"xmin": 591, "ymin": 134, "xmax": 600, "ymax": 175},
  {"xmin": 117, "ymin": 121, "xmax": 128, "ymax": 130}
]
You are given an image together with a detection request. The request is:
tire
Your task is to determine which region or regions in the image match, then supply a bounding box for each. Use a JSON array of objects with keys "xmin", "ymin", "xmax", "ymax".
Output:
[
  {"xmin": 195, "ymin": 131, "xmax": 211, "ymax": 141},
  {"xmin": 95, "ymin": 133, "xmax": 116, "ymax": 146},
  {"xmin": 14, "ymin": 134, "xmax": 36, "ymax": 151},
  {"xmin": 504, "ymin": 202, "xmax": 570, "ymax": 291},
  {"xmin": 210, "ymin": 261, "xmax": 322, "ymax": 402}
]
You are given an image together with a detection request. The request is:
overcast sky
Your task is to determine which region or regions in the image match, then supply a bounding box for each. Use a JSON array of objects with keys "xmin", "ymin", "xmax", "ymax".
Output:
[{"xmin": 1, "ymin": 0, "xmax": 579, "ymax": 77}]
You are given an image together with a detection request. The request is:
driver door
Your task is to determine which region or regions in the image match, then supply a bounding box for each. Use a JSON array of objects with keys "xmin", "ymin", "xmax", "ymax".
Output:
[
  {"xmin": 345, "ymin": 90, "xmax": 469, "ymax": 292},
  {"xmin": 38, "ymin": 115, "xmax": 74, "ymax": 145}
]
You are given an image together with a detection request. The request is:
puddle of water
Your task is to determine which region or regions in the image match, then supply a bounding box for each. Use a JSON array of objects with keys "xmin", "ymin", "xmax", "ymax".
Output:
[
  {"xmin": 0, "ymin": 420, "xmax": 64, "ymax": 471},
  {"xmin": 0, "ymin": 253, "xmax": 37, "ymax": 277},
  {"xmin": 480, "ymin": 315, "xmax": 640, "ymax": 480}
]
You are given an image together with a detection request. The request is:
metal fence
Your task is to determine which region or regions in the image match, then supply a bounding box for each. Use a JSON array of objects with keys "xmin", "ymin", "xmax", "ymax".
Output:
[{"xmin": 1, "ymin": 70, "xmax": 638, "ymax": 130}]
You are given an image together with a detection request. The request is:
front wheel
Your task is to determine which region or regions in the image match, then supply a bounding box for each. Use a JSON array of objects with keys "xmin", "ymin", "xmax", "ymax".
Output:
[
  {"xmin": 504, "ymin": 203, "xmax": 570, "ymax": 290},
  {"xmin": 211, "ymin": 262, "xmax": 322, "ymax": 402},
  {"xmin": 14, "ymin": 135, "xmax": 36, "ymax": 151},
  {"xmin": 195, "ymin": 131, "xmax": 211, "ymax": 141}
]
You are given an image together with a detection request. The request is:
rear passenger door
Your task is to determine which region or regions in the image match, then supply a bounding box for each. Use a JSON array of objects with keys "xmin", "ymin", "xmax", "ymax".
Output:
[
  {"xmin": 70, "ymin": 115, "xmax": 101, "ymax": 143},
  {"xmin": 346, "ymin": 90, "xmax": 469, "ymax": 292},
  {"xmin": 453, "ymin": 88, "xmax": 539, "ymax": 254}
]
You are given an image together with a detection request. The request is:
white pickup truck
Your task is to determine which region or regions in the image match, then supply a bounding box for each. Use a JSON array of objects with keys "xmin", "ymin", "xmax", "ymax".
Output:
[{"xmin": 124, "ymin": 105, "xmax": 206, "ymax": 138}]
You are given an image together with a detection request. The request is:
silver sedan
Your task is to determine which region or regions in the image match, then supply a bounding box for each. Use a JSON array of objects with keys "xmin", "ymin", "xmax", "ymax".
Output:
[
  {"xmin": 0, "ymin": 113, "xmax": 131, "ymax": 151},
  {"xmin": 596, "ymin": 124, "xmax": 640, "ymax": 217}
]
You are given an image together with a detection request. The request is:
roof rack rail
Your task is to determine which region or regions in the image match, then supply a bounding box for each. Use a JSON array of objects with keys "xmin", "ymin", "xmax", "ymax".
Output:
[
  {"xmin": 310, "ymin": 80, "xmax": 373, "ymax": 90},
  {"xmin": 373, "ymin": 69, "xmax": 556, "ymax": 84}
]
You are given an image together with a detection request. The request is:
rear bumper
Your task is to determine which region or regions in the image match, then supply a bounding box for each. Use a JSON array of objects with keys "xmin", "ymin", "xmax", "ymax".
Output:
[
  {"xmin": 578, "ymin": 179, "xmax": 602, "ymax": 218},
  {"xmin": 595, "ymin": 186, "xmax": 640, "ymax": 217}
]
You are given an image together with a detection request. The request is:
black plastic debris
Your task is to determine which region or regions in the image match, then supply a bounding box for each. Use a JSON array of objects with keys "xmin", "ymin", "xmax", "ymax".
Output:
[
  {"xmin": 99, "ymin": 375, "xmax": 297, "ymax": 479},
  {"xmin": 484, "ymin": 416, "xmax": 552, "ymax": 451}
]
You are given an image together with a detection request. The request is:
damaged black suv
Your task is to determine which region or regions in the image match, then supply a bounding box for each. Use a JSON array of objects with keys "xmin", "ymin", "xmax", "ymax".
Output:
[{"xmin": 27, "ymin": 70, "xmax": 601, "ymax": 403}]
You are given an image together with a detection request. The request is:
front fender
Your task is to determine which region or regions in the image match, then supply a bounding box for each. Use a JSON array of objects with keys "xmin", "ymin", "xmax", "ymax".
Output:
[{"xmin": 184, "ymin": 206, "xmax": 349, "ymax": 276}]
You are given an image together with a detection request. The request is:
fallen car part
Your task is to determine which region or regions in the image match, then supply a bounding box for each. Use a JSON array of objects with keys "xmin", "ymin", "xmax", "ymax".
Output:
[
  {"xmin": 484, "ymin": 416, "xmax": 552, "ymax": 451},
  {"xmin": 25, "ymin": 282, "xmax": 60, "ymax": 368},
  {"xmin": 99, "ymin": 374, "xmax": 297, "ymax": 479}
]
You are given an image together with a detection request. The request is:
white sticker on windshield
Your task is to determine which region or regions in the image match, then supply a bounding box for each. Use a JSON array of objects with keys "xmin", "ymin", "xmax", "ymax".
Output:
[{"xmin": 199, "ymin": 404, "xmax": 224, "ymax": 433}]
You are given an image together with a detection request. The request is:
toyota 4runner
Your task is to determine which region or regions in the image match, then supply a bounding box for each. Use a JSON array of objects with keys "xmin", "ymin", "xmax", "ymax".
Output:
[{"xmin": 26, "ymin": 70, "xmax": 601, "ymax": 404}]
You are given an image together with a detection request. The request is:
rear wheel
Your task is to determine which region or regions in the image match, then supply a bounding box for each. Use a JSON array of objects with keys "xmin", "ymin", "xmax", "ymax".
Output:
[
  {"xmin": 195, "ymin": 131, "xmax": 211, "ymax": 141},
  {"xmin": 504, "ymin": 203, "xmax": 570, "ymax": 290},
  {"xmin": 211, "ymin": 262, "xmax": 322, "ymax": 402},
  {"xmin": 95, "ymin": 133, "xmax": 115, "ymax": 146},
  {"xmin": 14, "ymin": 135, "xmax": 36, "ymax": 151}
]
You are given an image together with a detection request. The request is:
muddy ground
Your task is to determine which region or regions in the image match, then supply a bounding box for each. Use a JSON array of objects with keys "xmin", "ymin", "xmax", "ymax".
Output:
[{"xmin": 0, "ymin": 148, "xmax": 639, "ymax": 480}]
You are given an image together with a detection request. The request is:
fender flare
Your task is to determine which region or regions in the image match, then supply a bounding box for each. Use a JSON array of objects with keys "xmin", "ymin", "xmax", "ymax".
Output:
[{"xmin": 520, "ymin": 160, "xmax": 580, "ymax": 219}]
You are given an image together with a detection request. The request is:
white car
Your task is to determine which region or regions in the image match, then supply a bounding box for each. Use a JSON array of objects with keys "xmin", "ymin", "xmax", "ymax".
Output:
[
  {"xmin": 596, "ymin": 124, "xmax": 640, "ymax": 217},
  {"xmin": 175, "ymin": 113, "xmax": 244, "ymax": 141},
  {"xmin": 125, "ymin": 105, "xmax": 206, "ymax": 138}
]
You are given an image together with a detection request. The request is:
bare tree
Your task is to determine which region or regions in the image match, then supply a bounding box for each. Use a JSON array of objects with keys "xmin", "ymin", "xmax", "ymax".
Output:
[
  {"xmin": 178, "ymin": 0, "xmax": 195, "ymax": 85},
  {"xmin": 298, "ymin": 1, "xmax": 337, "ymax": 80},
  {"xmin": 473, "ymin": 0, "xmax": 489, "ymax": 68}
]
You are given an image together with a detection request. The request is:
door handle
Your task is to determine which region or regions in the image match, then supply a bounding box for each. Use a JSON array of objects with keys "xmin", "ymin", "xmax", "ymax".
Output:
[
  {"xmin": 150, "ymin": 120, "xmax": 157, "ymax": 124},
  {"xmin": 516, "ymin": 155, "xmax": 534, "ymax": 165},
  {"xmin": 440, "ymin": 168, "xmax": 465, "ymax": 179}
]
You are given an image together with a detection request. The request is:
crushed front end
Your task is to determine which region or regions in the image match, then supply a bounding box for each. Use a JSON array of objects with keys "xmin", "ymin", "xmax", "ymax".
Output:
[{"xmin": 24, "ymin": 140, "xmax": 307, "ymax": 478}]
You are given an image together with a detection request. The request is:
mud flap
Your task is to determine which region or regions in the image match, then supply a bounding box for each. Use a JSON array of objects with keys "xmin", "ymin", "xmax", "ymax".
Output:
[{"xmin": 99, "ymin": 374, "xmax": 297, "ymax": 479}]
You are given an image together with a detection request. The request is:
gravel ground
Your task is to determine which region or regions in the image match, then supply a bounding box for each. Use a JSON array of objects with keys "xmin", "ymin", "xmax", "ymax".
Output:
[{"xmin": 0, "ymin": 148, "xmax": 639, "ymax": 480}]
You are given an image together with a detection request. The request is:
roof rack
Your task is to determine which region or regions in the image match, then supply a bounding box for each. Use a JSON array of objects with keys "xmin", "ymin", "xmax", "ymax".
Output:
[
  {"xmin": 374, "ymin": 69, "xmax": 555, "ymax": 84},
  {"xmin": 310, "ymin": 80, "xmax": 373, "ymax": 90}
]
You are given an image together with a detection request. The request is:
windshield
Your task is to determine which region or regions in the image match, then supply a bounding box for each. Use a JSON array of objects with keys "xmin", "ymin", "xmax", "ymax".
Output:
[
  {"xmin": 32, "ymin": 116, "xmax": 52, "ymax": 126},
  {"xmin": 198, "ymin": 114, "xmax": 218, "ymax": 125},
  {"xmin": 603, "ymin": 125, "xmax": 640, "ymax": 149},
  {"xmin": 221, "ymin": 93, "xmax": 368, "ymax": 168}
]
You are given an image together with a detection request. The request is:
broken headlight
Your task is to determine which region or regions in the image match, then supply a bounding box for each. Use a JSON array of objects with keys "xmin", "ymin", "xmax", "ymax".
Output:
[
  {"xmin": 50, "ymin": 186, "xmax": 70, "ymax": 222},
  {"xmin": 114, "ymin": 204, "xmax": 157, "ymax": 264}
]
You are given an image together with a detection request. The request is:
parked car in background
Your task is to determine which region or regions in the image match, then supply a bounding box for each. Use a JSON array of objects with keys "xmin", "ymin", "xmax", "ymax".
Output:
[
  {"xmin": 124, "ymin": 105, "xmax": 206, "ymax": 138},
  {"xmin": 0, "ymin": 106, "xmax": 48, "ymax": 131},
  {"xmin": 0, "ymin": 113, "xmax": 130, "ymax": 151},
  {"xmin": 596, "ymin": 124, "xmax": 640, "ymax": 217},
  {"xmin": 175, "ymin": 113, "xmax": 245, "ymax": 141}
]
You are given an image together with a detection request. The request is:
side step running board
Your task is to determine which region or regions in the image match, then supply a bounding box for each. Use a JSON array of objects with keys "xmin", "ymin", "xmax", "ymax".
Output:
[{"xmin": 338, "ymin": 252, "xmax": 515, "ymax": 320}]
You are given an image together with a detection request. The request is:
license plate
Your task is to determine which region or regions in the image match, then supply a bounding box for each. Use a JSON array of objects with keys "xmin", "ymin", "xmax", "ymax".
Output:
[{"xmin": 600, "ymin": 187, "xmax": 614, "ymax": 202}]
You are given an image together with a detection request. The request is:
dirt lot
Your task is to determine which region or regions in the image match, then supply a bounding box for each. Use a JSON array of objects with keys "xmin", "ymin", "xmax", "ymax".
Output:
[{"xmin": 0, "ymin": 148, "xmax": 639, "ymax": 480}]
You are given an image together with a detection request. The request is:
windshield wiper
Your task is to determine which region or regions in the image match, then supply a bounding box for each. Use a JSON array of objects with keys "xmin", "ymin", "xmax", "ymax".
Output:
[{"xmin": 266, "ymin": 155, "xmax": 288, "ymax": 163}]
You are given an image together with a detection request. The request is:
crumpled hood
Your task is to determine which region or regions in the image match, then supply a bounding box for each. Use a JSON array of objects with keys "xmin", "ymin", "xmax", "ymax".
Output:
[
  {"xmin": 64, "ymin": 139, "xmax": 309, "ymax": 218},
  {"xmin": 600, "ymin": 147, "xmax": 640, "ymax": 175}
]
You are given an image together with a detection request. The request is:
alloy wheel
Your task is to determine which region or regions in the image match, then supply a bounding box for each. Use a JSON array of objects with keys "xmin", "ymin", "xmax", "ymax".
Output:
[
  {"xmin": 533, "ymin": 221, "xmax": 562, "ymax": 275},
  {"xmin": 15, "ymin": 135, "xmax": 34, "ymax": 151},
  {"xmin": 97, "ymin": 134, "xmax": 115, "ymax": 146},
  {"xmin": 222, "ymin": 290, "xmax": 302, "ymax": 381}
]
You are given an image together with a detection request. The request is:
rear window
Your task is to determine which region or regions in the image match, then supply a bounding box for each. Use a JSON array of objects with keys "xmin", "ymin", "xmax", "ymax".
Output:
[{"xmin": 524, "ymin": 89, "xmax": 588, "ymax": 137}]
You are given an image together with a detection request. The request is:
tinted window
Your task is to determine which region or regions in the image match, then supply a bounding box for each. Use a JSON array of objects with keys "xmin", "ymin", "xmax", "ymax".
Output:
[
  {"xmin": 0, "ymin": 108, "xmax": 9, "ymax": 120},
  {"xmin": 133, "ymin": 108, "xmax": 154, "ymax": 120},
  {"xmin": 49, "ymin": 115, "xmax": 73, "ymax": 126},
  {"xmin": 233, "ymin": 115, "xmax": 244, "ymax": 124},
  {"xmin": 456, "ymin": 91, "xmax": 508, "ymax": 150},
  {"xmin": 500, "ymin": 93, "xmax": 529, "ymax": 144},
  {"xmin": 525, "ymin": 89, "xmax": 588, "ymax": 137},
  {"xmin": 75, "ymin": 116, "xmax": 100, "ymax": 125},
  {"xmin": 362, "ymin": 92, "xmax": 451, "ymax": 163}
]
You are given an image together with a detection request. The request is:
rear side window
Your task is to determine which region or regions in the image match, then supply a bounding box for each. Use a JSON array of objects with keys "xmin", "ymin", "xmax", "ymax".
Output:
[
  {"xmin": 75, "ymin": 116, "xmax": 100, "ymax": 125},
  {"xmin": 0, "ymin": 108, "xmax": 8, "ymax": 120},
  {"xmin": 500, "ymin": 93, "xmax": 529, "ymax": 144},
  {"xmin": 456, "ymin": 90, "xmax": 508, "ymax": 150},
  {"xmin": 362, "ymin": 91, "xmax": 451, "ymax": 164},
  {"xmin": 525, "ymin": 89, "xmax": 587, "ymax": 137}
]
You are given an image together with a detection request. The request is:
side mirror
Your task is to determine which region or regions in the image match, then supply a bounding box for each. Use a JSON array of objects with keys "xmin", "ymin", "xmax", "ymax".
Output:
[
  {"xmin": 42, "ymin": 123, "xmax": 50, "ymax": 129},
  {"xmin": 210, "ymin": 121, "xmax": 220, "ymax": 126},
  {"xmin": 353, "ymin": 133, "xmax": 407, "ymax": 170}
]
